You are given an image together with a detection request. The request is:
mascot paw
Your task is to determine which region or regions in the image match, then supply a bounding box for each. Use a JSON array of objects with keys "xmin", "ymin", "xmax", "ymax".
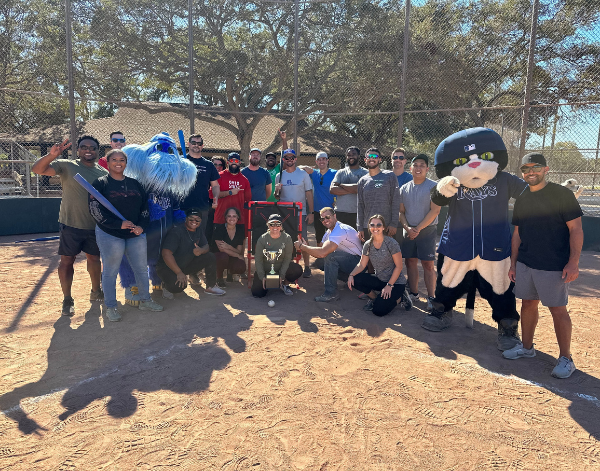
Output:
[{"xmin": 437, "ymin": 176, "xmax": 460, "ymax": 198}]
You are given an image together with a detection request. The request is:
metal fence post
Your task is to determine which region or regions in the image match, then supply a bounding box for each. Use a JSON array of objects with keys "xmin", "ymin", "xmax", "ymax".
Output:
[
  {"xmin": 65, "ymin": 0, "xmax": 77, "ymax": 154},
  {"xmin": 188, "ymin": 0, "xmax": 195, "ymax": 135},
  {"xmin": 397, "ymin": 0, "xmax": 410, "ymax": 146},
  {"xmin": 293, "ymin": 0, "xmax": 299, "ymax": 154},
  {"xmin": 593, "ymin": 120, "xmax": 600, "ymax": 191},
  {"xmin": 518, "ymin": 0, "xmax": 540, "ymax": 161}
]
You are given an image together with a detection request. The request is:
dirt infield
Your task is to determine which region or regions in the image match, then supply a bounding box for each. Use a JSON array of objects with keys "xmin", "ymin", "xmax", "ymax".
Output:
[{"xmin": 1, "ymin": 233, "xmax": 599, "ymax": 470}]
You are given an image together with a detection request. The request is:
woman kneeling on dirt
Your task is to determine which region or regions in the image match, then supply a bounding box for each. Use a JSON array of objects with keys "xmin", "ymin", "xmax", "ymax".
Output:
[{"xmin": 347, "ymin": 214, "xmax": 412, "ymax": 316}]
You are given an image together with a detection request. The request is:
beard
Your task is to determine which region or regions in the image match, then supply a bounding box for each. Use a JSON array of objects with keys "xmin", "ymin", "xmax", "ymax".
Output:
[
  {"xmin": 347, "ymin": 157, "xmax": 358, "ymax": 166},
  {"xmin": 366, "ymin": 161, "xmax": 379, "ymax": 169},
  {"xmin": 229, "ymin": 164, "xmax": 240, "ymax": 174},
  {"xmin": 250, "ymin": 158, "xmax": 261, "ymax": 166}
]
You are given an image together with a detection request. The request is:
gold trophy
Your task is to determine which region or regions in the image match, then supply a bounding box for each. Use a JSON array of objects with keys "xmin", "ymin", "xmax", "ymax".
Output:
[{"xmin": 263, "ymin": 247, "xmax": 283, "ymax": 288}]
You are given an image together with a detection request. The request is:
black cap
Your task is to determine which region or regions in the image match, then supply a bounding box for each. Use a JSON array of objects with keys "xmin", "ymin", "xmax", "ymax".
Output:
[
  {"xmin": 412, "ymin": 153, "xmax": 429, "ymax": 166},
  {"xmin": 185, "ymin": 207, "xmax": 202, "ymax": 218},
  {"xmin": 267, "ymin": 214, "xmax": 283, "ymax": 225},
  {"xmin": 228, "ymin": 152, "xmax": 241, "ymax": 161},
  {"xmin": 265, "ymin": 152, "xmax": 276, "ymax": 158},
  {"xmin": 521, "ymin": 152, "xmax": 547, "ymax": 167}
]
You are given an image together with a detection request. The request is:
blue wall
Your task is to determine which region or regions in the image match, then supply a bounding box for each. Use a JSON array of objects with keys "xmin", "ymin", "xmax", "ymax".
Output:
[{"xmin": 0, "ymin": 198, "xmax": 61, "ymax": 236}]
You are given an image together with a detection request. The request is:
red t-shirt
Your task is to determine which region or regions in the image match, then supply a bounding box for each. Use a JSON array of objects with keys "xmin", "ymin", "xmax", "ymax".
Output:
[
  {"xmin": 210, "ymin": 170, "xmax": 252, "ymax": 226},
  {"xmin": 98, "ymin": 156, "xmax": 108, "ymax": 170}
]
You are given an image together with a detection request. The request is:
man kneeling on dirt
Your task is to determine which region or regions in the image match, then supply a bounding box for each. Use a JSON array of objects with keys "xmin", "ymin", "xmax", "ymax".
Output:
[
  {"xmin": 294, "ymin": 207, "xmax": 364, "ymax": 302},
  {"xmin": 156, "ymin": 208, "xmax": 226, "ymax": 298}
]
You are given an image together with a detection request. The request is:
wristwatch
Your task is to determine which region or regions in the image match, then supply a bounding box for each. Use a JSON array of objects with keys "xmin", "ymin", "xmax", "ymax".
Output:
[
  {"xmin": 386, "ymin": 283, "xmax": 393, "ymax": 287},
  {"xmin": 228, "ymin": 190, "xmax": 232, "ymax": 195}
]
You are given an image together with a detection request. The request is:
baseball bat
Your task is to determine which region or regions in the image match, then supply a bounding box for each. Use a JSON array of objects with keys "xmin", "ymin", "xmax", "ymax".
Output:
[
  {"xmin": 14, "ymin": 236, "xmax": 60, "ymax": 243},
  {"xmin": 74, "ymin": 173, "xmax": 126, "ymax": 221},
  {"xmin": 178, "ymin": 130, "xmax": 186, "ymax": 157}
]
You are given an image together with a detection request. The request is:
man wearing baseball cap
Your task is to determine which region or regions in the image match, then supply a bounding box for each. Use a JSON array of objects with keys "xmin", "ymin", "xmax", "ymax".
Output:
[
  {"xmin": 242, "ymin": 147, "xmax": 272, "ymax": 202},
  {"xmin": 503, "ymin": 152, "xmax": 583, "ymax": 379},
  {"xmin": 211, "ymin": 152, "xmax": 252, "ymax": 228}
]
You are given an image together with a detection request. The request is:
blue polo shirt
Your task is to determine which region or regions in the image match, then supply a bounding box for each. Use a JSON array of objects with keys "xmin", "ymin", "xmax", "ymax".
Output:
[
  {"xmin": 310, "ymin": 168, "xmax": 337, "ymax": 211},
  {"xmin": 438, "ymin": 172, "xmax": 527, "ymax": 261}
]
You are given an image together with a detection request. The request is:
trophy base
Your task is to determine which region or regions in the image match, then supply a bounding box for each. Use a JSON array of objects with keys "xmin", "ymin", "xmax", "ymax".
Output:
[{"xmin": 265, "ymin": 274, "xmax": 280, "ymax": 289}]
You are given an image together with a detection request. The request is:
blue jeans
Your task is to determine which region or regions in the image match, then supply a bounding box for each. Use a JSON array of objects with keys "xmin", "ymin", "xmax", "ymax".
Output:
[
  {"xmin": 95, "ymin": 227, "xmax": 150, "ymax": 308},
  {"xmin": 323, "ymin": 250, "xmax": 361, "ymax": 295}
]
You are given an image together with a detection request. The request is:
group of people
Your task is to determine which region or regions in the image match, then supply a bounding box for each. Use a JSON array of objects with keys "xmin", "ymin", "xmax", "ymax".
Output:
[{"xmin": 32, "ymin": 129, "xmax": 583, "ymax": 379}]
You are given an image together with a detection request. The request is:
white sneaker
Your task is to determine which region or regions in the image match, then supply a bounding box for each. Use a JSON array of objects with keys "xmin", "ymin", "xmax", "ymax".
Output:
[
  {"xmin": 162, "ymin": 285, "xmax": 174, "ymax": 300},
  {"xmin": 426, "ymin": 296, "xmax": 434, "ymax": 312},
  {"xmin": 281, "ymin": 284, "xmax": 293, "ymax": 296},
  {"xmin": 502, "ymin": 342, "xmax": 536, "ymax": 360},
  {"xmin": 409, "ymin": 292, "xmax": 420, "ymax": 303},
  {"xmin": 205, "ymin": 285, "xmax": 226, "ymax": 296},
  {"xmin": 551, "ymin": 356, "xmax": 576, "ymax": 379}
]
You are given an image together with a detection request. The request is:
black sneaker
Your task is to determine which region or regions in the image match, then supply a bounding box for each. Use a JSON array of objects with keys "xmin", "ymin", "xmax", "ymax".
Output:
[
  {"xmin": 62, "ymin": 297, "xmax": 75, "ymax": 317},
  {"xmin": 226, "ymin": 273, "xmax": 234, "ymax": 282},
  {"xmin": 303, "ymin": 266, "xmax": 312, "ymax": 278},
  {"xmin": 216, "ymin": 278, "xmax": 227, "ymax": 289}
]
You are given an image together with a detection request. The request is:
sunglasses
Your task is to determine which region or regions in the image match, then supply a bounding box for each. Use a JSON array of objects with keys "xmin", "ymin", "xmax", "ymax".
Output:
[
  {"xmin": 79, "ymin": 145, "xmax": 97, "ymax": 151},
  {"xmin": 520, "ymin": 165, "xmax": 545, "ymax": 174},
  {"xmin": 320, "ymin": 215, "xmax": 332, "ymax": 221},
  {"xmin": 189, "ymin": 140, "xmax": 203, "ymax": 146},
  {"xmin": 228, "ymin": 159, "xmax": 241, "ymax": 164},
  {"xmin": 392, "ymin": 155, "xmax": 406, "ymax": 160},
  {"xmin": 111, "ymin": 138, "xmax": 126, "ymax": 143},
  {"xmin": 283, "ymin": 156, "xmax": 295, "ymax": 161},
  {"xmin": 369, "ymin": 222, "xmax": 383, "ymax": 228},
  {"xmin": 367, "ymin": 154, "xmax": 380, "ymax": 159},
  {"xmin": 268, "ymin": 223, "xmax": 282, "ymax": 227},
  {"xmin": 319, "ymin": 175, "xmax": 324, "ymax": 185},
  {"xmin": 213, "ymin": 162, "xmax": 223, "ymax": 167}
]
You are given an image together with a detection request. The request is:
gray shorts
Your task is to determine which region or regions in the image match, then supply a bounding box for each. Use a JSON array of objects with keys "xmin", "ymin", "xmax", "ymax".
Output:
[
  {"xmin": 514, "ymin": 261, "xmax": 569, "ymax": 307},
  {"xmin": 401, "ymin": 225, "xmax": 437, "ymax": 261}
]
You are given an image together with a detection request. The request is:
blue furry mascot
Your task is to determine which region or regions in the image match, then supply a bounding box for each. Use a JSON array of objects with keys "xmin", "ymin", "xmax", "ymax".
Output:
[
  {"xmin": 119, "ymin": 132, "xmax": 197, "ymax": 305},
  {"xmin": 422, "ymin": 128, "xmax": 527, "ymax": 352}
]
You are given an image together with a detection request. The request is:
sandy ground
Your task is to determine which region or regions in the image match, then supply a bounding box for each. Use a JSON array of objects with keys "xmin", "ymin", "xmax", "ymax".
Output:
[{"xmin": 1, "ymin": 232, "xmax": 600, "ymax": 470}]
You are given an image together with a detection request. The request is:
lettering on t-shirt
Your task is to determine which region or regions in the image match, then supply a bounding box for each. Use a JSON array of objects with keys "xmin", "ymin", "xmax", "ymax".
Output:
[
  {"xmin": 457, "ymin": 185, "xmax": 497, "ymax": 202},
  {"xmin": 228, "ymin": 180, "xmax": 242, "ymax": 189}
]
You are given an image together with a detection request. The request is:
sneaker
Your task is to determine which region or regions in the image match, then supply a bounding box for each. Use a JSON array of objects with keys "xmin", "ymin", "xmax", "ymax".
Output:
[
  {"xmin": 303, "ymin": 266, "xmax": 312, "ymax": 278},
  {"xmin": 502, "ymin": 342, "xmax": 536, "ymax": 360},
  {"xmin": 314, "ymin": 293, "xmax": 339, "ymax": 302},
  {"xmin": 188, "ymin": 273, "xmax": 201, "ymax": 285},
  {"xmin": 409, "ymin": 292, "xmax": 420, "ymax": 303},
  {"xmin": 401, "ymin": 290, "xmax": 413, "ymax": 311},
  {"xmin": 358, "ymin": 292, "xmax": 369, "ymax": 300},
  {"xmin": 240, "ymin": 273, "xmax": 248, "ymax": 280},
  {"xmin": 421, "ymin": 310, "xmax": 453, "ymax": 331},
  {"xmin": 205, "ymin": 285, "xmax": 226, "ymax": 296},
  {"xmin": 139, "ymin": 299, "xmax": 164, "ymax": 312},
  {"xmin": 216, "ymin": 278, "xmax": 227, "ymax": 289},
  {"xmin": 552, "ymin": 356, "xmax": 576, "ymax": 379},
  {"xmin": 363, "ymin": 299, "xmax": 374, "ymax": 311},
  {"xmin": 497, "ymin": 318, "xmax": 521, "ymax": 351},
  {"xmin": 105, "ymin": 307, "xmax": 121, "ymax": 322},
  {"xmin": 426, "ymin": 296, "xmax": 434, "ymax": 312},
  {"xmin": 162, "ymin": 285, "xmax": 174, "ymax": 300},
  {"xmin": 90, "ymin": 289, "xmax": 104, "ymax": 302},
  {"xmin": 226, "ymin": 273, "xmax": 234, "ymax": 282},
  {"xmin": 281, "ymin": 284, "xmax": 293, "ymax": 296},
  {"xmin": 61, "ymin": 297, "xmax": 75, "ymax": 317}
]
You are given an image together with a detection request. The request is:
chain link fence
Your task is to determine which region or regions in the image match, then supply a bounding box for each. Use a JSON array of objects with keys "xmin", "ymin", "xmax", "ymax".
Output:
[{"xmin": 1, "ymin": 0, "xmax": 599, "ymax": 214}]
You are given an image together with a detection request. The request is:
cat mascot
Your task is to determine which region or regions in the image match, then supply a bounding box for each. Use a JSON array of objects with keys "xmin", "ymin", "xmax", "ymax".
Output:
[
  {"xmin": 119, "ymin": 132, "xmax": 197, "ymax": 305},
  {"xmin": 422, "ymin": 127, "xmax": 527, "ymax": 352}
]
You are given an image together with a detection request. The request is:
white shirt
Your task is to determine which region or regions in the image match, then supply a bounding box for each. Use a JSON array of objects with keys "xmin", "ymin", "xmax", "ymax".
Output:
[{"xmin": 322, "ymin": 221, "xmax": 363, "ymax": 256}]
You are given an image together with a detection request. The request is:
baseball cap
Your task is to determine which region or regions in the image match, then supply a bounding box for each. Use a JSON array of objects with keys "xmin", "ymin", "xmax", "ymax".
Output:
[
  {"xmin": 265, "ymin": 152, "xmax": 276, "ymax": 158},
  {"xmin": 521, "ymin": 152, "xmax": 547, "ymax": 167},
  {"xmin": 282, "ymin": 149, "xmax": 296, "ymax": 156},
  {"xmin": 267, "ymin": 214, "xmax": 283, "ymax": 225},
  {"xmin": 185, "ymin": 207, "xmax": 202, "ymax": 218},
  {"xmin": 412, "ymin": 154, "xmax": 429, "ymax": 165},
  {"xmin": 250, "ymin": 147, "xmax": 262, "ymax": 154},
  {"xmin": 316, "ymin": 151, "xmax": 328, "ymax": 159},
  {"xmin": 228, "ymin": 152, "xmax": 241, "ymax": 161}
]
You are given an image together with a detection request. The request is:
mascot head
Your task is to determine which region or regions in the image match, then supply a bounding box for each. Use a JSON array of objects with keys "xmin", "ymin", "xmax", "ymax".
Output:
[
  {"xmin": 434, "ymin": 127, "xmax": 508, "ymax": 189},
  {"xmin": 122, "ymin": 132, "xmax": 197, "ymax": 199}
]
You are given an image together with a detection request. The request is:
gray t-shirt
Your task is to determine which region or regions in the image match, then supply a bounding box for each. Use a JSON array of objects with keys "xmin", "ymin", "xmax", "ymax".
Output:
[
  {"xmin": 276, "ymin": 168, "xmax": 313, "ymax": 215},
  {"xmin": 400, "ymin": 178, "xmax": 438, "ymax": 227},
  {"xmin": 357, "ymin": 170, "xmax": 401, "ymax": 231},
  {"xmin": 331, "ymin": 166, "xmax": 368, "ymax": 213},
  {"xmin": 362, "ymin": 236, "xmax": 406, "ymax": 285}
]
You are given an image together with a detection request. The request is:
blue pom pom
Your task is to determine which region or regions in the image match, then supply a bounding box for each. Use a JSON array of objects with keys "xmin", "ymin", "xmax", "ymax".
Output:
[
  {"xmin": 149, "ymin": 200, "xmax": 166, "ymax": 221},
  {"xmin": 173, "ymin": 209, "xmax": 186, "ymax": 223}
]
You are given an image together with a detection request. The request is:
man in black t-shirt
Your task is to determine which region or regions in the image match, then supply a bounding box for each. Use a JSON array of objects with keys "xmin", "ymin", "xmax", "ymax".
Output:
[
  {"xmin": 503, "ymin": 153, "xmax": 583, "ymax": 379},
  {"xmin": 156, "ymin": 208, "xmax": 225, "ymax": 298}
]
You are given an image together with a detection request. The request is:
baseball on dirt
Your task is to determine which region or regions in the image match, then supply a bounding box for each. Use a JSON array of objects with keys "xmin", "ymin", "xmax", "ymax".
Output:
[{"xmin": 268, "ymin": 300, "xmax": 275, "ymax": 308}]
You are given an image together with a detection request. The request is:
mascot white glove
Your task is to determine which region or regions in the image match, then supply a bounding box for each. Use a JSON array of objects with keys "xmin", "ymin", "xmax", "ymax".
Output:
[{"xmin": 436, "ymin": 176, "xmax": 461, "ymax": 198}]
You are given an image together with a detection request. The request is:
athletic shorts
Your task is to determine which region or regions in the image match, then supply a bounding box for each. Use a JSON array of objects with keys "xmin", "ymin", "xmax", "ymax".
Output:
[
  {"xmin": 313, "ymin": 211, "xmax": 326, "ymax": 244},
  {"xmin": 401, "ymin": 225, "xmax": 436, "ymax": 261},
  {"xmin": 58, "ymin": 223, "xmax": 100, "ymax": 257},
  {"xmin": 300, "ymin": 216, "xmax": 308, "ymax": 242},
  {"xmin": 514, "ymin": 261, "xmax": 569, "ymax": 307}
]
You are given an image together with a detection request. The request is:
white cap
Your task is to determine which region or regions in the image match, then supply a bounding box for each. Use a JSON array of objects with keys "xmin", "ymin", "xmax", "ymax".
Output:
[{"xmin": 316, "ymin": 151, "xmax": 328, "ymax": 159}]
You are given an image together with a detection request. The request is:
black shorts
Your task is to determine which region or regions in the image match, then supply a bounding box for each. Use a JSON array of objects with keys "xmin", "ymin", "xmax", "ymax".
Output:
[
  {"xmin": 313, "ymin": 211, "xmax": 326, "ymax": 244},
  {"xmin": 58, "ymin": 223, "xmax": 100, "ymax": 257}
]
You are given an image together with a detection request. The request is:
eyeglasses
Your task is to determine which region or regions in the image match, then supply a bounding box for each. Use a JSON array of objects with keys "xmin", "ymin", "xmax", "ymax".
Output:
[
  {"xmin": 367, "ymin": 154, "xmax": 380, "ymax": 159},
  {"xmin": 320, "ymin": 215, "xmax": 332, "ymax": 221},
  {"xmin": 79, "ymin": 145, "xmax": 97, "ymax": 151},
  {"xmin": 392, "ymin": 155, "xmax": 406, "ymax": 160},
  {"xmin": 189, "ymin": 140, "xmax": 203, "ymax": 146},
  {"xmin": 369, "ymin": 222, "xmax": 383, "ymax": 228},
  {"xmin": 187, "ymin": 217, "xmax": 201, "ymax": 223},
  {"xmin": 520, "ymin": 165, "xmax": 545, "ymax": 174},
  {"xmin": 111, "ymin": 138, "xmax": 126, "ymax": 143}
]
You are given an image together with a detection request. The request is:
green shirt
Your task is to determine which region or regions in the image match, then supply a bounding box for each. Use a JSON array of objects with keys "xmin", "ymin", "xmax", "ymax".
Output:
[
  {"xmin": 50, "ymin": 159, "xmax": 108, "ymax": 230},
  {"xmin": 254, "ymin": 231, "xmax": 293, "ymax": 280},
  {"xmin": 267, "ymin": 164, "xmax": 280, "ymax": 202}
]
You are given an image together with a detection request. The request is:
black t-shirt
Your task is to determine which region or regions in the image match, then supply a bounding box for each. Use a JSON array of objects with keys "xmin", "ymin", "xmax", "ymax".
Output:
[
  {"xmin": 181, "ymin": 156, "xmax": 220, "ymax": 211},
  {"xmin": 89, "ymin": 175, "xmax": 149, "ymax": 239},
  {"xmin": 156, "ymin": 223, "xmax": 208, "ymax": 271},
  {"xmin": 210, "ymin": 223, "xmax": 245, "ymax": 252},
  {"xmin": 512, "ymin": 182, "xmax": 583, "ymax": 271}
]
